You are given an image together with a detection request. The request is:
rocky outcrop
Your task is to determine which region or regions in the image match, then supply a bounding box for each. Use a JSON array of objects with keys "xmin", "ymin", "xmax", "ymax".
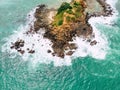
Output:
[
  {"xmin": 86, "ymin": 0, "xmax": 114, "ymax": 20},
  {"xmin": 25, "ymin": 1, "xmax": 93, "ymax": 58},
  {"xmin": 10, "ymin": 0, "xmax": 114, "ymax": 58},
  {"xmin": 10, "ymin": 39, "xmax": 25, "ymax": 54}
]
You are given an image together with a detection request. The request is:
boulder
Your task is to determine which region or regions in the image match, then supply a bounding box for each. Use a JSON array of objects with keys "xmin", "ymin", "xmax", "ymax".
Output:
[
  {"xmin": 90, "ymin": 40, "xmax": 97, "ymax": 46},
  {"xmin": 66, "ymin": 51, "xmax": 74, "ymax": 56}
]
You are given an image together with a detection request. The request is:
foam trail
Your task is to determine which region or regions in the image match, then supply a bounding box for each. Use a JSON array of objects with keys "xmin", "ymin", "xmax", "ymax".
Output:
[{"xmin": 1, "ymin": 0, "xmax": 119, "ymax": 66}]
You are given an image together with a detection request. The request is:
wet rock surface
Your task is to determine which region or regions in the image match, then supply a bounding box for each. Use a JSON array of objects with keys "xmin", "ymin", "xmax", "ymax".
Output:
[
  {"xmin": 90, "ymin": 40, "xmax": 97, "ymax": 46},
  {"xmin": 66, "ymin": 51, "xmax": 74, "ymax": 56},
  {"xmin": 10, "ymin": 39, "xmax": 25, "ymax": 54},
  {"xmin": 11, "ymin": 39, "xmax": 24, "ymax": 49},
  {"xmin": 28, "ymin": 50, "xmax": 35, "ymax": 54}
]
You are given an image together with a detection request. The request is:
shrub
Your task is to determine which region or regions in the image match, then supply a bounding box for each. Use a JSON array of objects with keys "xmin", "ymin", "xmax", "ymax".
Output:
[
  {"xmin": 75, "ymin": 12, "xmax": 81, "ymax": 18},
  {"xmin": 73, "ymin": 2, "xmax": 80, "ymax": 7},
  {"xmin": 57, "ymin": 2, "xmax": 72, "ymax": 14},
  {"xmin": 71, "ymin": 17, "xmax": 76, "ymax": 22},
  {"xmin": 58, "ymin": 20, "xmax": 63, "ymax": 26},
  {"xmin": 66, "ymin": 9, "xmax": 74, "ymax": 14},
  {"xmin": 66, "ymin": 16, "xmax": 71, "ymax": 22}
]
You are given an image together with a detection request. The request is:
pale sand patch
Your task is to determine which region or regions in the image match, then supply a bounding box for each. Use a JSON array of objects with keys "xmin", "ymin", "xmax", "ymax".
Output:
[
  {"xmin": 85, "ymin": 0, "xmax": 103, "ymax": 13},
  {"xmin": 48, "ymin": 11, "xmax": 57, "ymax": 24}
]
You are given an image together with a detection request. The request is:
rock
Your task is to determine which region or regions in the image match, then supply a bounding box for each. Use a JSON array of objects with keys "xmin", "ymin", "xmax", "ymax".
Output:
[
  {"xmin": 14, "ymin": 39, "xmax": 24, "ymax": 49},
  {"xmin": 90, "ymin": 40, "xmax": 97, "ymax": 46},
  {"xmin": 20, "ymin": 50, "xmax": 25, "ymax": 54},
  {"xmin": 10, "ymin": 46, "xmax": 14, "ymax": 49},
  {"xmin": 52, "ymin": 53, "xmax": 55, "ymax": 56},
  {"xmin": 28, "ymin": 50, "xmax": 35, "ymax": 53},
  {"xmin": 58, "ymin": 52, "xmax": 64, "ymax": 58},
  {"xmin": 19, "ymin": 42, "xmax": 24, "ymax": 47},
  {"xmin": 66, "ymin": 51, "xmax": 74, "ymax": 56},
  {"xmin": 17, "ymin": 48, "xmax": 22, "ymax": 52},
  {"xmin": 37, "ymin": 4, "xmax": 46, "ymax": 9},
  {"xmin": 69, "ymin": 43, "xmax": 77, "ymax": 50},
  {"xmin": 47, "ymin": 50, "xmax": 51, "ymax": 53},
  {"xmin": 53, "ymin": 48, "xmax": 64, "ymax": 58},
  {"xmin": 27, "ymin": 48, "xmax": 29, "ymax": 50},
  {"xmin": 87, "ymin": 39, "xmax": 91, "ymax": 42}
]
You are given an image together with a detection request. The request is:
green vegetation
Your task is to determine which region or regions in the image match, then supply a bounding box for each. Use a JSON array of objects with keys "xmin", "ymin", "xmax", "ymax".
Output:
[
  {"xmin": 66, "ymin": 9, "xmax": 74, "ymax": 14},
  {"xmin": 66, "ymin": 16, "xmax": 76, "ymax": 22},
  {"xmin": 52, "ymin": 11, "xmax": 64, "ymax": 26},
  {"xmin": 57, "ymin": 2, "xmax": 72, "ymax": 14},
  {"xmin": 73, "ymin": 2, "xmax": 82, "ymax": 12},
  {"xmin": 73, "ymin": 2, "xmax": 81, "ymax": 8},
  {"xmin": 71, "ymin": 17, "xmax": 76, "ymax": 22},
  {"xmin": 52, "ymin": 2, "xmax": 71, "ymax": 26},
  {"xmin": 52, "ymin": 1, "xmax": 84, "ymax": 26},
  {"xmin": 58, "ymin": 20, "xmax": 63, "ymax": 25},
  {"xmin": 74, "ymin": 12, "xmax": 82, "ymax": 18},
  {"xmin": 66, "ymin": 16, "xmax": 71, "ymax": 22}
]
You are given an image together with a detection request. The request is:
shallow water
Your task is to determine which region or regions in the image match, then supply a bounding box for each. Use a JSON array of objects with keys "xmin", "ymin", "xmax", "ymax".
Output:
[{"xmin": 0, "ymin": 0, "xmax": 120, "ymax": 90}]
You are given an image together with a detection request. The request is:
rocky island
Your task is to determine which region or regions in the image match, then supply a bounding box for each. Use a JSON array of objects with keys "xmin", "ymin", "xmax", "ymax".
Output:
[{"xmin": 10, "ymin": 0, "xmax": 114, "ymax": 58}]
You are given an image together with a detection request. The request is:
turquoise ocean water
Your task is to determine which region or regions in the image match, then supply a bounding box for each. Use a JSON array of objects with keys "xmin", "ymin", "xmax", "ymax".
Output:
[{"xmin": 0, "ymin": 0, "xmax": 120, "ymax": 90}]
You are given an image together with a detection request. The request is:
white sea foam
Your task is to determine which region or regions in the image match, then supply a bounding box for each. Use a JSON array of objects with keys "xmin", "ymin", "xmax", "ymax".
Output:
[
  {"xmin": 2, "ymin": 0, "xmax": 119, "ymax": 66},
  {"xmin": 72, "ymin": 25, "xmax": 108, "ymax": 60}
]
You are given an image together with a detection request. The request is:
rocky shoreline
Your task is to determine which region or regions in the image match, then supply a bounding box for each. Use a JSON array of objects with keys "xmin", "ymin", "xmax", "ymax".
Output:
[
  {"xmin": 86, "ymin": 0, "xmax": 114, "ymax": 19},
  {"xmin": 10, "ymin": 0, "xmax": 114, "ymax": 58}
]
